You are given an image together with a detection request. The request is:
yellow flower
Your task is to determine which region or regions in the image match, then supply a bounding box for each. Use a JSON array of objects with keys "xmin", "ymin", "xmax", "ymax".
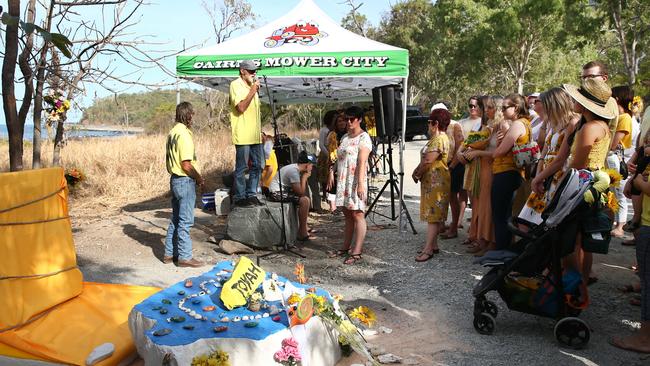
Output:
[
  {"xmin": 293, "ymin": 263, "xmax": 306, "ymax": 284},
  {"xmin": 287, "ymin": 293, "xmax": 302, "ymax": 305},
  {"xmin": 607, "ymin": 191, "xmax": 619, "ymax": 213},
  {"xmin": 348, "ymin": 306, "xmax": 376, "ymax": 327},
  {"xmin": 307, "ymin": 294, "xmax": 328, "ymax": 314},
  {"xmin": 603, "ymin": 168, "xmax": 622, "ymax": 187},
  {"xmin": 333, "ymin": 294, "xmax": 343, "ymax": 302}
]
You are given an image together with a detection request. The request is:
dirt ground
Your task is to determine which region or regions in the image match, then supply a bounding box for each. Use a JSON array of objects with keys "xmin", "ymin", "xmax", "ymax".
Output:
[{"xmin": 71, "ymin": 193, "xmax": 648, "ymax": 366}]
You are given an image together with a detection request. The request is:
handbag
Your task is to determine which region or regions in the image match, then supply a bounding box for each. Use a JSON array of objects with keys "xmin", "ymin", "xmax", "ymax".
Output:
[
  {"xmin": 580, "ymin": 202, "xmax": 612, "ymax": 254},
  {"xmin": 511, "ymin": 121, "xmax": 541, "ymax": 169},
  {"xmin": 618, "ymin": 151, "xmax": 629, "ymax": 180}
]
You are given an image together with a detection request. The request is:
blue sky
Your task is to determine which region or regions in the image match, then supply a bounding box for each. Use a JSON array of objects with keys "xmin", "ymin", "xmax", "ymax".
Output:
[{"xmin": 2, "ymin": 0, "xmax": 394, "ymax": 125}]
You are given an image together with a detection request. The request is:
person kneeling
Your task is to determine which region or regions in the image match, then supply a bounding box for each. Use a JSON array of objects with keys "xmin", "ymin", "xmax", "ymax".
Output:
[{"xmin": 267, "ymin": 151, "xmax": 315, "ymax": 241}]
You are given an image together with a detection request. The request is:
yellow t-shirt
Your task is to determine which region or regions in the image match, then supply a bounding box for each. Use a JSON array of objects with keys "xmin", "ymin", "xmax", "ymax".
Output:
[
  {"xmin": 261, "ymin": 150, "xmax": 278, "ymax": 189},
  {"xmin": 616, "ymin": 113, "xmax": 633, "ymax": 149},
  {"xmin": 229, "ymin": 77, "xmax": 261, "ymax": 145},
  {"xmin": 166, "ymin": 122, "xmax": 199, "ymax": 177}
]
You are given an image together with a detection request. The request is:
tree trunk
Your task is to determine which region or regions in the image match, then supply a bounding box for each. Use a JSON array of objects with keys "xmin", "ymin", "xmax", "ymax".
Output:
[
  {"xmin": 517, "ymin": 77, "xmax": 524, "ymax": 95},
  {"xmin": 32, "ymin": 0, "xmax": 54, "ymax": 169},
  {"xmin": 52, "ymin": 117, "xmax": 66, "ymax": 166},
  {"xmin": 18, "ymin": 0, "xmax": 36, "ymax": 166},
  {"xmin": 2, "ymin": 0, "xmax": 22, "ymax": 171}
]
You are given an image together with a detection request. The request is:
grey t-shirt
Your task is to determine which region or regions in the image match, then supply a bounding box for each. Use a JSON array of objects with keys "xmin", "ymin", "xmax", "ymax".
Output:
[{"xmin": 269, "ymin": 163, "xmax": 301, "ymax": 194}]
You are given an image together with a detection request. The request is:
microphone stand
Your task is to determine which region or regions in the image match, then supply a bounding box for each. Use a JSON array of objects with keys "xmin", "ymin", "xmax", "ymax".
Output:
[{"xmin": 258, "ymin": 75, "xmax": 306, "ymax": 265}]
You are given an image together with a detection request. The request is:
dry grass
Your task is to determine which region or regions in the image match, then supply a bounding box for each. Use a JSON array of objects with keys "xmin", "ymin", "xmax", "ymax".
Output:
[{"xmin": 1, "ymin": 128, "xmax": 317, "ymax": 215}]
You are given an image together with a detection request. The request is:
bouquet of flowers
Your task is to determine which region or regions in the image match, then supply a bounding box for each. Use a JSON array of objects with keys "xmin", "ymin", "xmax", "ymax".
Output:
[
  {"xmin": 43, "ymin": 89, "xmax": 71, "ymax": 124},
  {"xmin": 65, "ymin": 168, "xmax": 85, "ymax": 187},
  {"xmin": 463, "ymin": 130, "xmax": 490, "ymax": 150},
  {"xmin": 274, "ymin": 337, "xmax": 302, "ymax": 366},
  {"xmin": 191, "ymin": 349, "xmax": 230, "ymax": 366}
]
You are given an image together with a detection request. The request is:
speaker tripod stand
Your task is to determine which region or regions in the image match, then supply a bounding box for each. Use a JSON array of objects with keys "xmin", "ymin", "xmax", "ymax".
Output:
[{"xmin": 365, "ymin": 140, "xmax": 416, "ymax": 234}]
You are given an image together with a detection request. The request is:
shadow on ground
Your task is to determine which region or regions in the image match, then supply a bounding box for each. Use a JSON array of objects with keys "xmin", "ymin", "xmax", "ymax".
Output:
[{"xmin": 122, "ymin": 223, "xmax": 165, "ymax": 261}]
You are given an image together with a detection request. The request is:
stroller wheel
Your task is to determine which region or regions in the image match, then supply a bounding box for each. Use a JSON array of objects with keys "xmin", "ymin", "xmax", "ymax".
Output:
[
  {"xmin": 554, "ymin": 317, "xmax": 590, "ymax": 349},
  {"xmin": 473, "ymin": 313, "xmax": 496, "ymax": 335},
  {"xmin": 483, "ymin": 300, "xmax": 498, "ymax": 318}
]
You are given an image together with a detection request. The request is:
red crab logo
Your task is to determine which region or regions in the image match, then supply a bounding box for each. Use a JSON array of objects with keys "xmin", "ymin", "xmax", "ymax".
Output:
[{"xmin": 264, "ymin": 20, "xmax": 328, "ymax": 48}]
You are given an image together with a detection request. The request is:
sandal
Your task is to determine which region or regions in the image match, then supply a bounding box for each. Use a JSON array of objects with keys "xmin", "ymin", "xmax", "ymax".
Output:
[
  {"xmin": 440, "ymin": 232, "xmax": 458, "ymax": 239},
  {"xmin": 461, "ymin": 238, "xmax": 476, "ymax": 246},
  {"xmin": 623, "ymin": 220, "xmax": 640, "ymax": 233},
  {"xmin": 328, "ymin": 249, "xmax": 349, "ymax": 258},
  {"xmin": 619, "ymin": 284, "xmax": 641, "ymax": 293},
  {"xmin": 343, "ymin": 253, "xmax": 362, "ymax": 265},
  {"xmin": 415, "ymin": 249, "xmax": 439, "ymax": 262}
]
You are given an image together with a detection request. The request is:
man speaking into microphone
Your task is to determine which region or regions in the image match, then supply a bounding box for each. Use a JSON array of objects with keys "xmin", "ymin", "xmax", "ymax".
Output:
[{"xmin": 229, "ymin": 59, "xmax": 264, "ymax": 208}]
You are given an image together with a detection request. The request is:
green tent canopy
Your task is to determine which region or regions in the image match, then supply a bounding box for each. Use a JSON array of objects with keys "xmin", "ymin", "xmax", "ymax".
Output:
[{"xmin": 176, "ymin": 0, "xmax": 409, "ymax": 105}]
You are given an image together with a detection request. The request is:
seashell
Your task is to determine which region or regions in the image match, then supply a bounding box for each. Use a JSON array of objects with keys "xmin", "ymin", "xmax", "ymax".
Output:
[
  {"xmin": 244, "ymin": 321, "xmax": 258, "ymax": 328},
  {"xmin": 159, "ymin": 308, "xmax": 168, "ymax": 315},
  {"xmin": 198, "ymin": 291, "xmax": 206, "ymax": 296},
  {"xmin": 182, "ymin": 325, "xmax": 195, "ymax": 330},
  {"xmin": 242, "ymin": 315, "xmax": 249, "ymax": 321},
  {"xmin": 203, "ymin": 306, "xmax": 216, "ymax": 312},
  {"xmin": 189, "ymin": 311, "xmax": 196, "ymax": 317},
  {"xmin": 255, "ymin": 314, "xmax": 262, "ymax": 319},
  {"xmin": 177, "ymin": 290, "xmax": 185, "ymax": 296},
  {"xmin": 184, "ymin": 279, "xmax": 193, "ymax": 288},
  {"xmin": 220, "ymin": 317, "xmax": 230, "ymax": 322},
  {"xmin": 190, "ymin": 294, "xmax": 198, "ymax": 298},
  {"xmin": 153, "ymin": 328, "xmax": 172, "ymax": 336},
  {"xmin": 271, "ymin": 273, "xmax": 278, "ymax": 280},
  {"xmin": 233, "ymin": 316, "xmax": 241, "ymax": 322},
  {"xmin": 179, "ymin": 299, "xmax": 185, "ymax": 305},
  {"xmin": 192, "ymin": 299, "xmax": 201, "ymax": 305},
  {"xmin": 262, "ymin": 313, "xmax": 269, "ymax": 318},
  {"xmin": 193, "ymin": 314, "xmax": 203, "ymax": 320},
  {"xmin": 213, "ymin": 282, "xmax": 222, "ymax": 288},
  {"xmin": 161, "ymin": 299, "xmax": 172, "ymax": 305},
  {"xmin": 214, "ymin": 326, "xmax": 228, "ymax": 333},
  {"xmin": 272, "ymin": 316, "xmax": 281, "ymax": 322},
  {"xmin": 269, "ymin": 305, "xmax": 279, "ymax": 315}
]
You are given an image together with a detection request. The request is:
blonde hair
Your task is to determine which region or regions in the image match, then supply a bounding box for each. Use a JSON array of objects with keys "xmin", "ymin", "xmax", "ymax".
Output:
[
  {"xmin": 487, "ymin": 96, "xmax": 504, "ymax": 128},
  {"xmin": 540, "ymin": 87, "xmax": 578, "ymax": 132}
]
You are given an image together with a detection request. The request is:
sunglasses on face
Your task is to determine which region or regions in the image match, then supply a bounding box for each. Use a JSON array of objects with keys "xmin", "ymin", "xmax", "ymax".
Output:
[
  {"xmin": 501, "ymin": 105, "xmax": 515, "ymax": 111},
  {"xmin": 345, "ymin": 117, "xmax": 356, "ymax": 122},
  {"xmin": 468, "ymin": 104, "xmax": 478, "ymax": 109}
]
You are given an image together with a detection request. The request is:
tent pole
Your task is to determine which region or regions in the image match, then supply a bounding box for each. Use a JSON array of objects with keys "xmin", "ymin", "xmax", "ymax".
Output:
[{"xmin": 399, "ymin": 77, "xmax": 408, "ymax": 233}]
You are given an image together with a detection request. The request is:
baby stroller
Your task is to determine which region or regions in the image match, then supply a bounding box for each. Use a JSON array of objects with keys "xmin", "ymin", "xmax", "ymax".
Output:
[{"xmin": 472, "ymin": 169, "xmax": 602, "ymax": 349}]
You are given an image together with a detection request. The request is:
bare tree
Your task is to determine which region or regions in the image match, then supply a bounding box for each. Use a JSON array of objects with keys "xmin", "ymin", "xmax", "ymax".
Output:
[
  {"xmin": 606, "ymin": 0, "xmax": 649, "ymax": 86},
  {"xmin": 2, "ymin": 0, "xmax": 23, "ymax": 171},
  {"xmin": 202, "ymin": 0, "xmax": 256, "ymax": 44},
  {"xmin": 340, "ymin": 0, "xmax": 368, "ymax": 37}
]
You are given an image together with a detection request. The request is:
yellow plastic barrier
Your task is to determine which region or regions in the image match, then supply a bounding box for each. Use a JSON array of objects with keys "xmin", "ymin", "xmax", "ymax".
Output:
[
  {"xmin": 0, "ymin": 282, "xmax": 159, "ymax": 365},
  {"xmin": 0, "ymin": 168, "xmax": 160, "ymax": 365},
  {"xmin": 0, "ymin": 167, "xmax": 83, "ymax": 329}
]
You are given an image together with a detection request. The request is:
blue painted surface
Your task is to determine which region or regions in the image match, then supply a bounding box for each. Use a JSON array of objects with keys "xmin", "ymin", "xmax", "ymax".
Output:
[{"xmin": 133, "ymin": 261, "xmax": 330, "ymax": 346}]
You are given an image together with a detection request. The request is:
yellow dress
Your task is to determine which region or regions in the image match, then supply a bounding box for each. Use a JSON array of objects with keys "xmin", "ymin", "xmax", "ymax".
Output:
[{"xmin": 420, "ymin": 134, "xmax": 450, "ymax": 223}]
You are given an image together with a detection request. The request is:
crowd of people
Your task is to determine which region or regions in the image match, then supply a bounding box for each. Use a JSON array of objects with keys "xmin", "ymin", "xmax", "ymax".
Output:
[{"xmin": 163, "ymin": 59, "xmax": 650, "ymax": 353}]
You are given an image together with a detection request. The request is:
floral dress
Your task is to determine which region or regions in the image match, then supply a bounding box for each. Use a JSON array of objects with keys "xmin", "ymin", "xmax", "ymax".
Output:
[
  {"xmin": 519, "ymin": 128, "xmax": 567, "ymax": 224},
  {"xmin": 420, "ymin": 134, "xmax": 450, "ymax": 223},
  {"xmin": 335, "ymin": 132, "xmax": 373, "ymax": 211}
]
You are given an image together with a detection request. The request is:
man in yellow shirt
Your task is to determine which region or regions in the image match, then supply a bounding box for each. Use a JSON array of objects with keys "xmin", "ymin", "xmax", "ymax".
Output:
[
  {"xmin": 230, "ymin": 59, "xmax": 263, "ymax": 207},
  {"xmin": 164, "ymin": 102, "xmax": 205, "ymax": 268}
]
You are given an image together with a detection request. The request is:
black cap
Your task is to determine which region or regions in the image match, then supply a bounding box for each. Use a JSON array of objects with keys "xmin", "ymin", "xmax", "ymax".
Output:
[{"xmin": 298, "ymin": 151, "xmax": 316, "ymax": 164}]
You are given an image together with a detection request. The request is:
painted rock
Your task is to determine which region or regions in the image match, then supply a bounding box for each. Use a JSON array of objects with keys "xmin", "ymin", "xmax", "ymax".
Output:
[
  {"xmin": 159, "ymin": 308, "xmax": 168, "ymax": 315},
  {"xmin": 182, "ymin": 325, "xmax": 195, "ymax": 330},
  {"xmin": 233, "ymin": 316, "xmax": 241, "ymax": 322},
  {"xmin": 244, "ymin": 322, "xmax": 258, "ymax": 328},
  {"xmin": 272, "ymin": 316, "xmax": 281, "ymax": 322},
  {"xmin": 193, "ymin": 314, "xmax": 203, "ymax": 320},
  {"xmin": 161, "ymin": 299, "xmax": 172, "ymax": 305},
  {"xmin": 203, "ymin": 306, "xmax": 216, "ymax": 312},
  {"xmin": 255, "ymin": 314, "xmax": 262, "ymax": 320},
  {"xmin": 214, "ymin": 326, "xmax": 228, "ymax": 333},
  {"xmin": 220, "ymin": 317, "xmax": 230, "ymax": 322},
  {"xmin": 184, "ymin": 280, "xmax": 193, "ymax": 288},
  {"xmin": 262, "ymin": 313, "xmax": 269, "ymax": 318},
  {"xmin": 169, "ymin": 316, "xmax": 185, "ymax": 323},
  {"xmin": 177, "ymin": 290, "xmax": 185, "ymax": 296},
  {"xmin": 242, "ymin": 315, "xmax": 249, "ymax": 321},
  {"xmin": 153, "ymin": 328, "xmax": 172, "ymax": 336},
  {"xmin": 192, "ymin": 299, "xmax": 201, "ymax": 305}
]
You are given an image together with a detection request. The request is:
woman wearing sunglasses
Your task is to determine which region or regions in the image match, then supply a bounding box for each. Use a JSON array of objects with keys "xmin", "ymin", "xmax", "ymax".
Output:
[{"xmin": 412, "ymin": 108, "xmax": 452, "ymax": 262}]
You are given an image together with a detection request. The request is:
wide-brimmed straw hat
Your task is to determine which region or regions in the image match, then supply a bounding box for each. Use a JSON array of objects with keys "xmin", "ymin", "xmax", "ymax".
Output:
[{"xmin": 562, "ymin": 79, "xmax": 618, "ymax": 120}]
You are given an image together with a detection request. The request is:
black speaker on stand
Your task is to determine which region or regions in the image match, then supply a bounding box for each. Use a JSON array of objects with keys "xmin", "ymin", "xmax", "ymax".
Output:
[{"xmin": 366, "ymin": 85, "xmax": 416, "ymax": 234}]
